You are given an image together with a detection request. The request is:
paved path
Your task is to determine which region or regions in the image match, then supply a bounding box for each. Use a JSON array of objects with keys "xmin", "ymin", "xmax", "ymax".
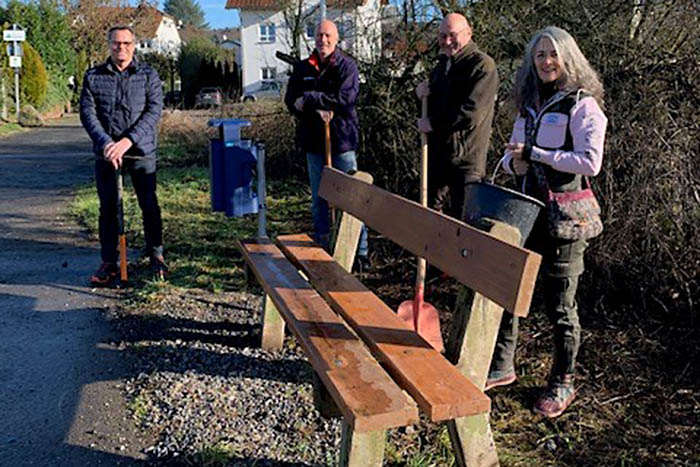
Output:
[{"xmin": 0, "ymin": 116, "xmax": 150, "ymax": 465}]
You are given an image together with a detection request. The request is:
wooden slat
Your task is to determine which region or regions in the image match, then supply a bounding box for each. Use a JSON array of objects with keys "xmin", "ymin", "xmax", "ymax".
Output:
[
  {"xmin": 239, "ymin": 238, "xmax": 418, "ymax": 432},
  {"xmin": 277, "ymin": 234, "xmax": 491, "ymax": 421},
  {"xmin": 318, "ymin": 168, "xmax": 541, "ymax": 317}
]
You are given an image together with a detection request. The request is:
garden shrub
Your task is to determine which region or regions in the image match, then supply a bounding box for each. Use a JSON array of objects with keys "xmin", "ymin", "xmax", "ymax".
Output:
[
  {"xmin": 19, "ymin": 42, "xmax": 48, "ymax": 109},
  {"xmin": 355, "ymin": 0, "xmax": 699, "ymax": 324}
]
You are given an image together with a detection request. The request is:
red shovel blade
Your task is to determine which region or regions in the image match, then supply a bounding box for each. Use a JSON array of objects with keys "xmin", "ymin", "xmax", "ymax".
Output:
[{"xmin": 397, "ymin": 298, "xmax": 444, "ymax": 352}]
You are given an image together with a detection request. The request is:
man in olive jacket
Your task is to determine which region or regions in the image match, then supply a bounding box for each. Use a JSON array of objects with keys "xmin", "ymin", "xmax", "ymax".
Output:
[
  {"xmin": 80, "ymin": 25, "xmax": 166, "ymax": 285},
  {"xmin": 416, "ymin": 13, "xmax": 499, "ymax": 218}
]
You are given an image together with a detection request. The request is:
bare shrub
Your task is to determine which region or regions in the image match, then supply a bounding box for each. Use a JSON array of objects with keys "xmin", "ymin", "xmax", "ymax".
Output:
[
  {"xmin": 358, "ymin": 0, "xmax": 699, "ymax": 323},
  {"xmin": 224, "ymin": 100, "xmax": 305, "ymax": 182},
  {"xmin": 158, "ymin": 110, "xmax": 211, "ymax": 167}
]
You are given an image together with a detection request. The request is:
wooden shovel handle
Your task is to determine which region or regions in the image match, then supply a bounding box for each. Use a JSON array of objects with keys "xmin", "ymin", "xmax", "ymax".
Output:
[
  {"xmin": 416, "ymin": 97, "xmax": 429, "ymax": 288},
  {"xmin": 116, "ymin": 167, "xmax": 127, "ymax": 282},
  {"xmin": 318, "ymin": 110, "xmax": 335, "ymax": 226},
  {"xmin": 119, "ymin": 235, "xmax": 127, "ymax": 281},
  {"xmin": 324, "ymin": 120, "xmax": 332, "ymax": 167}
]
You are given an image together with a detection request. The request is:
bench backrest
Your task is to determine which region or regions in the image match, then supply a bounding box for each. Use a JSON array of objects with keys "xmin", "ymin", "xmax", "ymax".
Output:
[{"xmin": 318, "ymin": 167, "xmax": 541, "ymax": 317}]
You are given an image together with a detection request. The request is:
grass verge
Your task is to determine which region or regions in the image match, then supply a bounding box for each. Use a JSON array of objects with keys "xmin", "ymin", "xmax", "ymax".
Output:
[
  {"xmin": 0, "ymin": 122, "xmax": 27, "ymax": 138},
  {"xmin": 70, "ymin": 165, "xmax": 311, "ymax": 295}
]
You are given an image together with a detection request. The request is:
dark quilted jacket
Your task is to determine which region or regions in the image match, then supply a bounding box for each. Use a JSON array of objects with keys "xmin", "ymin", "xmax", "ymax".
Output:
[
  {"xmin": 80, "ymin": 58, "xmax": 163, "ymax": 172},
  {"xmin": 284, "ymin": 48, "xmax": 359, "ymax": 156}
]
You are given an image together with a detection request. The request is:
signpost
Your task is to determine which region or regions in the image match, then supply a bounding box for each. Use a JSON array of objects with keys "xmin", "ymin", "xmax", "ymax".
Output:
[{"xmin": 3, "ymin": 24, "xmax": 25, "ymax": 120}]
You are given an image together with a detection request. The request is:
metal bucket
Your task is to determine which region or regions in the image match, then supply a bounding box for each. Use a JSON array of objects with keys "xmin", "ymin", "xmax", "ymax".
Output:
[{"xmin": 463, "ymin": 181, "xmax": 544, "ymax": 245}]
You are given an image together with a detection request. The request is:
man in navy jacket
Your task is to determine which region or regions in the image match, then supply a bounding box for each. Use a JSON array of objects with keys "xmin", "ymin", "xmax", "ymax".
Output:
[
  {"xmin": 284, "ymin": 19, "xmax": 368, "ymax": 267},
  {"xmin": 80, "ymin": 25, "xmax": 166, "ymax": 285}
]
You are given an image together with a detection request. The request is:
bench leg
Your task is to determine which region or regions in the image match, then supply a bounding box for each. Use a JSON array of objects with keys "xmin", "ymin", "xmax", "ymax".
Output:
[
  {"xmin": 339, "ymin": 419, "xmax": 385, "ymax": 467},
  {"xmin": 260, "ymin": 294, "xmax": 285, "ymax": 351},
  {"xmin": 445, "ymin": 220, "xmax": 521, "ymax": 467}
]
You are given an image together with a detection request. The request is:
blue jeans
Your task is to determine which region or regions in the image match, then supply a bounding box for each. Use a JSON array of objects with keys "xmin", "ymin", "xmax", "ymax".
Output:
[{"xmin": 306, "ymin": 151, "xmax": 368, "ymax": 256}]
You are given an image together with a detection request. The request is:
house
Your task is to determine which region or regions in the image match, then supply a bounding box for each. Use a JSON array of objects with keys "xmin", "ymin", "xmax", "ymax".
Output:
[
  {"xmin": 224, "ymin": 0, "xmax": 385, "ymax": 95},
  {"xmin": 125, "ymin": 4, "xmax": 182, "ymax": 57},
  {"xmin": 71, "ymin": 4, "xmax": 182, "ymax": 66},
  {"xmin": 213, "ymin": 28, "xmax": 242, "ymax": 65}
]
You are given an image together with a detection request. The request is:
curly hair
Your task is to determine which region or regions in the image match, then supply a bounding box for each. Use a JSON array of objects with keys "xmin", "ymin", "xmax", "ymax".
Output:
[{"xmin": 512, "ymin": 26, "xmax": 604, "ymax": 113}]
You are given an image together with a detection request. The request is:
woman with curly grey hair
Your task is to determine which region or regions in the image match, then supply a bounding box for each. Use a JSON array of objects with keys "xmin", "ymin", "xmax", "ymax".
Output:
[{"xmin": 486, "ymin": 26, "xmax": 608, "ymax": 418}]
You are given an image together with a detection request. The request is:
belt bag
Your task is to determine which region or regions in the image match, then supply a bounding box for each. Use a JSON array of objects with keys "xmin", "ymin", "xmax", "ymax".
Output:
[{"xmin": 533, "ymin": 163, "xmax": 603, "ymax": 241}]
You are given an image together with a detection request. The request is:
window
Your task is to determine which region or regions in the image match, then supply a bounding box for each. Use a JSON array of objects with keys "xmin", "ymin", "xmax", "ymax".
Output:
[
  {"xmin": 337, "ymin": 21, "xmax": 351, "ymax": 41},
  {"xmin": 305, "ymin": 22, "xmax": 315, "ymax": 39},
  {"xmin": 261, "ymin": 67, "xmax": 276, "ymax": 81},
  {"xmin": 259, "ymin": 23, "xmax": 276, "ymax": 43}
]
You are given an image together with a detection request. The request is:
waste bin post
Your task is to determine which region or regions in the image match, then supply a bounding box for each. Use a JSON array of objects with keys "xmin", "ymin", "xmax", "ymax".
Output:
[{"xmin": 256, "ymin": 142, "xmax": 267, "ymax": 239}]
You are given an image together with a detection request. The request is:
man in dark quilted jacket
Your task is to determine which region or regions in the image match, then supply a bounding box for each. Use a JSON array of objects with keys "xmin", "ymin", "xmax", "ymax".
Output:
[{"xmin": 80, "ymin": 25, "xmax": 166, "ymax": 285}]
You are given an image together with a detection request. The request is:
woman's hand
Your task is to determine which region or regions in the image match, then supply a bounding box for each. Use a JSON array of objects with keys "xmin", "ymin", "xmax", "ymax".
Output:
[
  {"xmin": 415, "ymin": 81, "xmax": 430, "ymax": 99},
  {"xmin": 505, "ymin": 143, "xmax": 530, "ymax": 175}
]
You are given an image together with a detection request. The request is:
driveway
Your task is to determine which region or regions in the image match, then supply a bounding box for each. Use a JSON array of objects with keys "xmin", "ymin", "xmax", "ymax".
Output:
[{"xmin": 0, "ymin": 116, "xmax": 151, "ymax": 465}]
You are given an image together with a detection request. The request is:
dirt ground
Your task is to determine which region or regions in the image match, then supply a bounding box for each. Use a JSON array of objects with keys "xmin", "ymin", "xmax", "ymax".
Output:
[{"xmin": 0, "ymin": 116, "xmax": 152, "ymax": 465}]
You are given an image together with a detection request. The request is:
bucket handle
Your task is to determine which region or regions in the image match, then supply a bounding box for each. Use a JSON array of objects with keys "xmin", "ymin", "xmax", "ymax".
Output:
[
  {"xmin": 492, "ymin": 154, "xmax": 527, "ymax": 193},
  {"xmin": 490, "ymin": 155, "xmax": 508, "ymax": 184}
]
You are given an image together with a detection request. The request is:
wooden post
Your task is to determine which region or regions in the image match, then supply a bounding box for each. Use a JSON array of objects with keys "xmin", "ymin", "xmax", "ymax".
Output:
[
  {"xmin": 445, "ymin": 219, "xmax": 522, "ymax": 467},
  {"xmin": 260, "ymin": 295, "xmax": 285, "ymax": 351},
  {"xmin": 339, "ymin": 419, "xmax": 386, "ymax": 467},
  {"xmin": 333, "ymin": 171, "xmax": 373, "ymax": 272}
]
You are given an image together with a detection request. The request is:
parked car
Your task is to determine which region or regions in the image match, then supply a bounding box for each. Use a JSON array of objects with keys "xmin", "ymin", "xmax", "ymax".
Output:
[
  {"xmin": 195, "ymin": 87, "xmax": 223, "ymax": 108},
  {"xmin": 242, "ymin": 81, "xmax": 283, "ymax": 102}
]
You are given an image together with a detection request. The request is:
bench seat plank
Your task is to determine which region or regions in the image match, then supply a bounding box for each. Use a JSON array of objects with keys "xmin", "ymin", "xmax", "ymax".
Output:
[
  {"xmin": 239, "ymin": 238, "xmax": 419, "ymax": 432},
  {"xmin": 277, "ymin": 234, "xmax": 491, "ymax": 422},
  {"xmin": 318, "ymin": 168, "xmax": 541, "ymax": 317}
]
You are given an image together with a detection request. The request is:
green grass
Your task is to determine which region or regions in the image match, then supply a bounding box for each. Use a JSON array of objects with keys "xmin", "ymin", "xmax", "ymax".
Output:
[
  {"xmin": 70, "ymin": 166, "xmax": 311, "ymax": 295},
  {"xmin": 192, "ymin": 440, "xmax": 242, "ymax": 466},
  {"xmin": 126, "ymin": 393, "xmax": 150, "ymax": 425},
  {"xmin": 0, "ymin": 122, "xmax": 26, "ymax": 138}
]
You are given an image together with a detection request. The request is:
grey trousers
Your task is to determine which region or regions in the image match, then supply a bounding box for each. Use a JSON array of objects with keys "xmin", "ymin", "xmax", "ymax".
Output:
[{"xmin": 490, "ymin": 234, "xmax": 588, "ymax": 378}]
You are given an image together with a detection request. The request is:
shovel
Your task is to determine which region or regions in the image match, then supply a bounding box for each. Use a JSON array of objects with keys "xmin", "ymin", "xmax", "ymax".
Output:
[
  {"xmin": 397, "ymin": 96, "xmax": 444, "ymax": 352},
  {"xmin": 317, "ymin": 109, "xmax": 336, "ymax": 227},
  {"xmin": 116, "ymin": 163, "xmax": 128, "ymax": 285}
]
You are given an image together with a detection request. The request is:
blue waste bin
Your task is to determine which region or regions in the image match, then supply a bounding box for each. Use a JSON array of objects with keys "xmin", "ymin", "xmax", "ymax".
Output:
[{"xmin": 208, "ymin": 118, "xmax": 259, "ymax": 217}]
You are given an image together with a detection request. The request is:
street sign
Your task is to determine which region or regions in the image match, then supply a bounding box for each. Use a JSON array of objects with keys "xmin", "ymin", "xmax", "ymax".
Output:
[
  {"xmin": 6, "ymin": 42, "xmax": 22, "ymax": 56},
  {"xmin": 9, "ymin": 56, "xmax": 21, "ymax": 68},
  {"xmin": 3, "ymin": 30, "xmax": 25, "ymax": 42}
]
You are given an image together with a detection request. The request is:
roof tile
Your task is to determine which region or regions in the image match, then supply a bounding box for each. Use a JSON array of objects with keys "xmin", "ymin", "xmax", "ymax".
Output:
[{"xmin": 225, "ymin": 0, "xmax": 370, "ymax": 10}]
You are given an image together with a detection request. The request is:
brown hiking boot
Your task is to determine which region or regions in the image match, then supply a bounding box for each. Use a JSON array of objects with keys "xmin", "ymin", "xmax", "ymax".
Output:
[
  {"xmin": 90, "ymin": 262, "xmax": 118, "ymax": 286},
  {"xmin": 533, "ymin": 374, "xmax": 576, "ymax": 418}
]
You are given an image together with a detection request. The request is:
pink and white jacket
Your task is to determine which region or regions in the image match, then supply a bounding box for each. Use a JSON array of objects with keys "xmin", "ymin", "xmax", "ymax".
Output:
[{"xmin": 501, "ymin": 89, "xmax": 607, "ymax": 179}]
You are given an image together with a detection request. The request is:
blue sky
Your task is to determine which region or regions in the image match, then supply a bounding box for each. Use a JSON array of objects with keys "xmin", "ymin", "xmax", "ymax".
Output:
[
  {"xmin": 196, "ymin": 0, "xmax": 240, "ymax": 30},
  {"xmin": 155, "ymin": 0, "xmax": 240, "ymax": 30}
]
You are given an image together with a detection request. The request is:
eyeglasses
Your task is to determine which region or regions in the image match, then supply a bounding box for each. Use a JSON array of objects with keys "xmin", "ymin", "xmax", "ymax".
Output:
[
  {"xmin": 111, "ymin": 41, "xmax": 134, "ymax": 48},
  {"xmin": 438, "ymin": 27, "xmax": 468, "ymax": 42}
]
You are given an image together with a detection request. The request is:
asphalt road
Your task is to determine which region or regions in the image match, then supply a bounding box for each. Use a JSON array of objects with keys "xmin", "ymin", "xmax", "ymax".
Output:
[{"xmin": 0, "ymin": 116, "xmax": 150, "ymax": 465}]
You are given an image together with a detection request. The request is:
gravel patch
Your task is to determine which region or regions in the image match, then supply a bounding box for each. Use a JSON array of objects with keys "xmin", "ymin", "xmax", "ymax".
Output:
[{"xmin": 110, "ymin": 288, "xmax": 343, "ymax": 465}]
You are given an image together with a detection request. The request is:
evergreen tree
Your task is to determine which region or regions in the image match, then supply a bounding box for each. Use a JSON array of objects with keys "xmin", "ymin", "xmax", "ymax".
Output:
[{"xmin": 163, "ymin": 0, "xmax": 208, "ymax": 29}]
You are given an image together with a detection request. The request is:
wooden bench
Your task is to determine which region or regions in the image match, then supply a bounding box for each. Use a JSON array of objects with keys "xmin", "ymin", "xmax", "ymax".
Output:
[{"xmin": 239, "ymin": 168, "xmax": 541, "ymax": 466}]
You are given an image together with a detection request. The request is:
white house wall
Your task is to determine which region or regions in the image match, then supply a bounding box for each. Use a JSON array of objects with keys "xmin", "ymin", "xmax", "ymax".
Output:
[
  {"xmin": 240, "ymin": 10, "xmax": 291, "ymax": 95},
  {"xmin": 154, "ymin": 18, "xmax": 182, "ymax": 56},
  {"xmin": 354, "ymin": 0, "xmax": 382, "ymax": 64},
  {"xmin": 239, "ymin": 1, "xmax": 383, "ymax": 94}
]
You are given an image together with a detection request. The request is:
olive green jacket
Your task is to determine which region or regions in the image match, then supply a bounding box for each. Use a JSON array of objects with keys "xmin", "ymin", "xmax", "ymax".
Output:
[{"xmin": 428, "ymin": 41, "xmax": 499, "ymax": 181}]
